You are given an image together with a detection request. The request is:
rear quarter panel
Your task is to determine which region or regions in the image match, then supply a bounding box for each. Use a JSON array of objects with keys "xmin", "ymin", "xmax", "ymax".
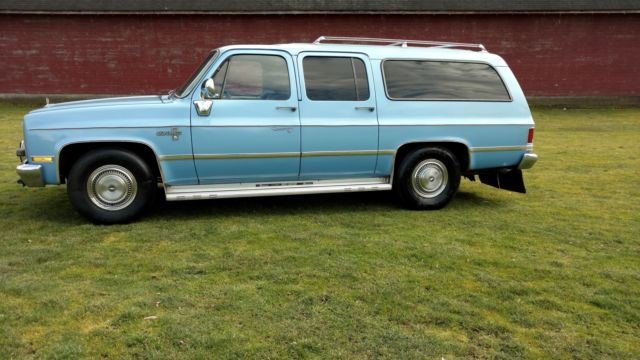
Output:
[{"xmin": 371, "ymin": 60, "xmax": 534, "ymax": 175}]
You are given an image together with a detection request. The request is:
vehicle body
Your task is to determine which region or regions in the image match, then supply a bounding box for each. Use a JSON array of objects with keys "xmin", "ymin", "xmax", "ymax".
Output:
[{"xmin": 16, "ymin": 36, "xmax": 538, "ymax": 223}]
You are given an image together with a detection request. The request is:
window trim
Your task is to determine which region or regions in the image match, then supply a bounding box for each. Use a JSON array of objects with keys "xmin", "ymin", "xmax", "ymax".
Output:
[
  {"xmin": 301, "ymin": 55, "xmax": 371, "ymax": 102},
  {"xmin": 212, "ymin": 53, "xmax": 293, "ymax": 101},
  {"xmin": 380, "ymin": 58, "xmax": 513, "ymax": 102}
]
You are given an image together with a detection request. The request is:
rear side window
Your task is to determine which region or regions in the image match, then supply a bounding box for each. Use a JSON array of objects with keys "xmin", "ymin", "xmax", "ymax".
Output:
[
  {"xmin": 303, "ymin": 57, "xmax": 370, "ymax": 101},
  {"xmin": 212, "ymin": 54, "xmax": 290, "ymax": 100},
  {"xmin": 382, "ymin": 60, "xmax": 510, "ymax": 101}
]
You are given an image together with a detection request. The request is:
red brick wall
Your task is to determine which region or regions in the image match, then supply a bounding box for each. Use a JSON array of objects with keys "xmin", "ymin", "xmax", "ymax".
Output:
[{"xmin": 1, "ymin": 13, "xmax": 638, "ymax": 96}]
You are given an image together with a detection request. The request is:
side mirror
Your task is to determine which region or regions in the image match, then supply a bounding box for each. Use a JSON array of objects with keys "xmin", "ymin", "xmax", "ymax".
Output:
[
  {"xmin": 195, "ymin": 78, "xmax": 215, "ymax": 116},
  {"xmin": 202, "ymin": 78, "xmax": 216, "ymax": 99}
]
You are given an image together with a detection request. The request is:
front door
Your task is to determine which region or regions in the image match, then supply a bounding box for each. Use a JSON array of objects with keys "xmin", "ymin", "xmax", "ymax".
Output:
[
  {"xmin": 297, "ymin": 52, "xmax": 379, "ymax": 180},
  {"xmin": 191, "ymin": 50, "xmax": 300, "ymax": 184}
]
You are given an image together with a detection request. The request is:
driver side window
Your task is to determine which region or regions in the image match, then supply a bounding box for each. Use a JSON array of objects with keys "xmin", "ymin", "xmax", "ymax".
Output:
[{"xmin": 210, "ymin": 54, "xmax": 290, "ymax": 100}]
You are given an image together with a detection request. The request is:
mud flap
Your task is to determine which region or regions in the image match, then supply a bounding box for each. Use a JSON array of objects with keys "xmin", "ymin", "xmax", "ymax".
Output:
[{"xmin": 479, "ymin": 168, "xmax": 526, "ymax": 193}]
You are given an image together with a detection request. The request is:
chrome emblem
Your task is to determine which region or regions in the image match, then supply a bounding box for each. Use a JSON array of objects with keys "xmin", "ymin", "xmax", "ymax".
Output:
[{"xmin": 156, "ymin": 127, "xmax": 182, "ymax": 141}]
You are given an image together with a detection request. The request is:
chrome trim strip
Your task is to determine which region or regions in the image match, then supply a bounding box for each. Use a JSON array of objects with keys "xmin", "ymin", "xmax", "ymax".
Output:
[
  {"xmin": 35, "ymin": 124, "xmax": 532, "ymax": 131},
  {"xmin": 30, "ymin": 125, "xmax": 187, "ymax": 131},
  {"xmin": 190, "ymin": 123, "xmax": 532, "ymax": 127},
  {"xmin": 158, "ymin": 154, "xmax": 193, "ymax": 161},
  {"xmin": 165, "ymin": 177, "xmax": 391, "ymax": 201},
  {"xmin": 171, "ymin": 177, "xmax": 389, "ymax": 192},
  {"xmin": 469, "ymin": 145, "xmax": 527, "ymax": 153},
  {"xmin": 190, "ymin": 124, "xmax": 301, "ymax": 128},
  {"xmin": 378, "ymin": 150, "xmax": 395, "ymax": 156},
  {"xmin": 159, "ymin": 150, "xmax": 390, "ymax": 161},
  {"xmin": 194, "ymin": 152, "xmax": 299, "ymax": 160},
  {"xmin": 301, "ymin": 150, "xmax": 379, "ymax": 157}
]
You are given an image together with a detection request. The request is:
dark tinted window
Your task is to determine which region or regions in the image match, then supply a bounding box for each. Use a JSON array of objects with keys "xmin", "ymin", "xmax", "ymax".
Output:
[
  {"xmin": 383, "ymin": 60, "xmax": 510, "ymax": 101},
  {"xmin": 303, "ymin": 57, "xmax": 370, "ymax": 101},
  {"xmin": 211, "ymin": 55, "xmax": 290, "ymax": 100}
]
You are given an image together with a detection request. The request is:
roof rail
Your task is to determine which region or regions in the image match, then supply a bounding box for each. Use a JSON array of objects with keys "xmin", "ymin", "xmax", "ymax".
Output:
[{"xmin": 313, "ymin": 36, "xmax": 487, "ymax": 52}]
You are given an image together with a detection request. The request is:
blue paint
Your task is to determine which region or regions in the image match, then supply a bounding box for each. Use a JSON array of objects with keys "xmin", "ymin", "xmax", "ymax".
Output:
[{"xmin": 19, "ymin": 42, "xmax": 535, "ymax": 187}]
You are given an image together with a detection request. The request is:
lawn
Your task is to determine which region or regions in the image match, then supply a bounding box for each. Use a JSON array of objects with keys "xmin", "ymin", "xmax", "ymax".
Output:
[{"xmin": 0, "ymin": 103, "xmax": 639, "ymax": 359}]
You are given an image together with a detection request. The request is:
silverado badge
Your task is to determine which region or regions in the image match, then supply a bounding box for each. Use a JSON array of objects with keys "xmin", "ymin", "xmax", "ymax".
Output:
[{"xmin": 156, "ymin": 127, "xmax": 182, "ymax": 141}]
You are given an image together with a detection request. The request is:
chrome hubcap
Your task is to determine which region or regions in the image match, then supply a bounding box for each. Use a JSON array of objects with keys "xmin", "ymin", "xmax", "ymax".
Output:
[
  {"xmin": 87, "ymin": 165, "xmax": 137, "ymax": 211},
  {"xmin": 411, "ymin": 159, "xmax": 448, "ymax": 198}
]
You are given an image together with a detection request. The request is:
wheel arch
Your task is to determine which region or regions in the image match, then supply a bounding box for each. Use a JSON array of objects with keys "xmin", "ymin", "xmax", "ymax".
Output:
[
  {"xmin": 391, "ymin": 141, "xmax": 470, "ymax": 183},
  {"xmin": 57, "ymin": 141, "xmax": 162, "ymax": 184}
]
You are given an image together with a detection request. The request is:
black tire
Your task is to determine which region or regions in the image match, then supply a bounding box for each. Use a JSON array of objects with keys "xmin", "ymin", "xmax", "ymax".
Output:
[
  {"xmin": 394, "ymin": 147, "xmax": 461, "ymax": 210},
  {"xmin": 67, "ymin": 148, "xmax": 157, "ymax": 224}
]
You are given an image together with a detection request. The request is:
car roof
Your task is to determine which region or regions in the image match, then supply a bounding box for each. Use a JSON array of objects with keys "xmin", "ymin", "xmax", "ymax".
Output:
[{"xmin": 216, "ymin": 43, "xmax": 508, "ymax": 67}]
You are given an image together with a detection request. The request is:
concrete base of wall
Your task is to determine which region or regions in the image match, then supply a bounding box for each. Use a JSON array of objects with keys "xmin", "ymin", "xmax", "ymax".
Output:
[
  {"xmin": 1, "ymin": 93, "xmax": 639, "ymax": 109},
  {"xmin": 526, "ymin": 96, "xmax": 640, "ymax": 108}
]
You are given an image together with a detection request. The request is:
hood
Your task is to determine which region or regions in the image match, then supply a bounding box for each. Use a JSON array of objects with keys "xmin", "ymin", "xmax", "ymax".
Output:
[
  {"xmin": 29, "ymin": 95, "xmax": 165, "ymax": 114},
  {"xmin": 23, "ymin": 94, "xmax": 188, "ymax": 131}
]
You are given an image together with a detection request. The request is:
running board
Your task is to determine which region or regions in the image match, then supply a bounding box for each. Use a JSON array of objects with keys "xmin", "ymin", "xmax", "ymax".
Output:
[{"xmin": 164, "ymin": 177, "xmax": 391, "ymax": 201}]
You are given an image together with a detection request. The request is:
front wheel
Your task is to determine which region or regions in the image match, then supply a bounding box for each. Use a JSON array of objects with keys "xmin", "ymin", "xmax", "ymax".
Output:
[
  {"xmin": 394, "ymin": 147, "xmax": 461, "ymax": 210},
  {"xmin": 67, "ymin": 149, "xmax": 157, "ymax": 224}
]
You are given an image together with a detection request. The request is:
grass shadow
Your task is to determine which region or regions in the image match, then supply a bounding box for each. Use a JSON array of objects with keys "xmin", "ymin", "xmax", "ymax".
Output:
[
  {"xmin": 149, "ymin": 190, "xmax": 396, "ymax": 220},
  {"xmin": 12, "ymin": 185, "xmax": 508, "ymax": 225},
  {"xmin": 147, "ymin": 188, "xmax": 507, "ymax": 222}
]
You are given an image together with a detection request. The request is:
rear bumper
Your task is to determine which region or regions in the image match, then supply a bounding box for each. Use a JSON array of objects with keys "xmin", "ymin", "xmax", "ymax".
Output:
[
  {"xmin": 16, "ymin": 163, "xmax": 45, "ymax": 187},
  {"xmin": 518, "ymin": 153, "xmax": 539, "ymax": 170}
]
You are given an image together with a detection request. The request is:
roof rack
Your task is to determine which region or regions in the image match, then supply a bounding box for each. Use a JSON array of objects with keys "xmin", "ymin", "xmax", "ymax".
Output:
[{"xmin": 313, "ymin": 36, "xmax": 487, "ymax": 52}]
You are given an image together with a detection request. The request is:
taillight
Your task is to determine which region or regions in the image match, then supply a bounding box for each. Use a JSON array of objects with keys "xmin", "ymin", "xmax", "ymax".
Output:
[{"xmin": 527, "ymin": 128, "xmax": 535, "ymax": 144}]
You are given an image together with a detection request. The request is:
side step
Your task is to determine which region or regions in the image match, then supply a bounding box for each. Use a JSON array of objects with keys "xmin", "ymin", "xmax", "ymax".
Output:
[{"xmin": 164, "ymin": 177, "xmax": 392, "ymax": 201}]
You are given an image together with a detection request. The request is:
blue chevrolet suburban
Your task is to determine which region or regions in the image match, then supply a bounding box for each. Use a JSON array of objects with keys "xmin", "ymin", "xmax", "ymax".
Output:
[{"xmin": 16, "ymin": 36, "xmax": 538, "ymax": 223}]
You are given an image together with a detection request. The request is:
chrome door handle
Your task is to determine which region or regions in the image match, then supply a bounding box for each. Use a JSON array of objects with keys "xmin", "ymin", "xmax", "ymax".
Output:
[
  {"xmin": 276, "ymin": 106, "xmax": 297, "ymax": 112},
  {"xmin": 355, "ymin": 106, "xmax": 375, "ymax": 112}
]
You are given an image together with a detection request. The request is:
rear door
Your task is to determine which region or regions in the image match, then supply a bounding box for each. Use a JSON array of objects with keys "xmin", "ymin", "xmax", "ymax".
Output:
[{"xmin": 297, "ymin": 52, "xmax": 379, "ymax": 180}]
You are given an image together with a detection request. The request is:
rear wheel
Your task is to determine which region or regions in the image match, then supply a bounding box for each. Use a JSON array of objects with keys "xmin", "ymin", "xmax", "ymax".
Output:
[
  {"xmin": 67, "ymin": 149, "xmax": 157, "ymax": 223},
  {"xmin": 394, "ymin": 147, "xmax": 461, "ymax": 210}
]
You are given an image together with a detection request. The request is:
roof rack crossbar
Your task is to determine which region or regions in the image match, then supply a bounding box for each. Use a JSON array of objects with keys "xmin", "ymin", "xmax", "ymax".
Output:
[{"xmin": 313, "ymin": 36, "xmax": 487, "ymax": 52}]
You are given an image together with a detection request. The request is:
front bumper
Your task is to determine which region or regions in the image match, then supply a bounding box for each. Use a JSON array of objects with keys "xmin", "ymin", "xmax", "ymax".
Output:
[
  {"xmin": 16, "ymin": 140, "xmax": 45, "ymax": 187},
  {"xmin": 518, "ymin": 153, "xmax": 539, "ymax": 170},
  {"xmin": 17, "ymin": 163, "xmax": 45, "ymax": 187}
]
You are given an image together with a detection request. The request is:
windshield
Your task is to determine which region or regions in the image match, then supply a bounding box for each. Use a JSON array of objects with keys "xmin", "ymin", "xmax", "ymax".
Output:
[{"xmin": 175, "ymin": 50, "xmax": 219, "ymax": 98}]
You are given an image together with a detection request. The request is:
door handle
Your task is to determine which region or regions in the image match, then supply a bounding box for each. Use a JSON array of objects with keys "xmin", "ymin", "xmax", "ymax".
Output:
[
  {"xmin": 276, "ymin": 106, "xmax": 297, "ymax": 112},
  {"xmin": 355, "ymin": 106, "xmax": 375, "ymax": 112}
]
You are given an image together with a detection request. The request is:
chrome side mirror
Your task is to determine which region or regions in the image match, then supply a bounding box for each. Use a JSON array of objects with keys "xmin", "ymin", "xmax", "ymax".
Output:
[
  {"xmin": 195, "ymin": 78, "xmax": 215, "ymax": 116},
  {"xmin": 202, "ymin": 78, "xmax": 216, "ymax": 99}
]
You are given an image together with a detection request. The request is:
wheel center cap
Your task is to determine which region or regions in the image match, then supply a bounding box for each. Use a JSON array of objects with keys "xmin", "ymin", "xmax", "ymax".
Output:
[{"xmin": 411, "ymin": 159, "xmax": 449, "ymax": 199}]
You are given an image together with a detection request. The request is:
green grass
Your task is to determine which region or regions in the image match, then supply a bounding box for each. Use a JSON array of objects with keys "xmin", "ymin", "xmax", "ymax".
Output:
[{"xmin": 1, "ymin": 103, "xmax": 639, "ymax": 359}]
